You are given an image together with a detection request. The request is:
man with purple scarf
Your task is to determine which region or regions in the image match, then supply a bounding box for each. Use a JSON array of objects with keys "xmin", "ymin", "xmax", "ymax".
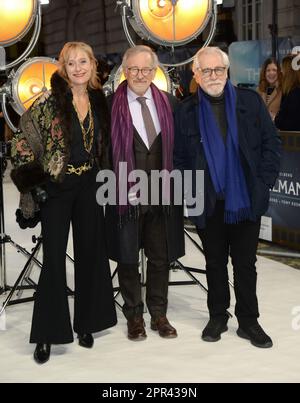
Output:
[
  {"xmin": 174, "ymin": 47, "xmax": 281, "ymax": 348},
  {"xmin": 105, "ymin": 46, "xmax": 184, "ymax": 340}
]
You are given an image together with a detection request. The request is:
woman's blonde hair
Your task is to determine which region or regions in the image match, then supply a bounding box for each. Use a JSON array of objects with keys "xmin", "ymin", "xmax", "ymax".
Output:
[
  {"xmin": 281, "ymin": 54, "xmax": 300, "ymax": 95},
  {"xmin": 57, "ymin": 41, "xmax": 101, "ymax": 90}
]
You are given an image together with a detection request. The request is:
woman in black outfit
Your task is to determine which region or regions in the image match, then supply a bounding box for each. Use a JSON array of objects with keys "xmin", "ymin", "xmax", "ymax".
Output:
[
  {"xmin": 275, "ymin": 53, "xmax": 300, "ymax": 131},
  {"xmin": 11, "ymin": 42, "xmax": 117, "ymax": 364}
]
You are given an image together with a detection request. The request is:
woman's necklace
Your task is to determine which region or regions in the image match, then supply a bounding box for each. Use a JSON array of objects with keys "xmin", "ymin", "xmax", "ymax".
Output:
[{"xmin": 72, "ymin": 98, "xmax": 94, "ymax": 153}]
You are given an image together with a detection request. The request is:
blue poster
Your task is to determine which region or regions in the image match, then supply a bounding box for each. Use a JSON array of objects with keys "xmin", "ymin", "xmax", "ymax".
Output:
[
  {"xmin": 265, "ymin": 132, "xmax": 300, "ymax": 250},
  {"xmin": 228, "ymin": 38, "xmax": 298, "ymax": 87}
]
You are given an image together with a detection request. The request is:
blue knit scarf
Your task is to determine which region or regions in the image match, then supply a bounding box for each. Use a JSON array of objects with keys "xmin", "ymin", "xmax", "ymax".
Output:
[{"xmin": 198, "ymin": 81, "xmax": 252, "ymax": 224}]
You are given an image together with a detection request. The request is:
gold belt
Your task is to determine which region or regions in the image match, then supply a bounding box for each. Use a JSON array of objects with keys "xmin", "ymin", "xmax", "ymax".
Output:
[{"xmin": 66, "ymin": 161, "xmax": 92, "ymax": 176}]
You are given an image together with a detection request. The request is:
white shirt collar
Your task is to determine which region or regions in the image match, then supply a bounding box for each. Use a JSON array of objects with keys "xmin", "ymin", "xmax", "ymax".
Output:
[{"xmin": 127, "ymin": 87, "xmax": 153, "ymax": 104}]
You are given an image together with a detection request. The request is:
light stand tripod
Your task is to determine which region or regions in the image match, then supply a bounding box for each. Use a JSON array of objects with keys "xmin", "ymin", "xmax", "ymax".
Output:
[
  {"xmin": 0, "ymin": 142, "xmax": 44, "ymax": 309},
  {"xmin": 0, "ymin": 235, "xmax": 42, "ymax": 315},
  {"xmin": 0, "ymin": 232, "xmax": 75, "ymax": 317},
  {"xmin": 0, "ymin": 143, "xmax": 75, "ymax": 315},
  {"xmin": 0, "ymin": 142, "xmax": 41, "ymax": 294}
]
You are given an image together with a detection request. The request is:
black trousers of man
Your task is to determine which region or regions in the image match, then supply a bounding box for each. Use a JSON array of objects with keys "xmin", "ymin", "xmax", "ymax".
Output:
[
  {"xmin": 30, "ymin": 167, "xmax": 116, "ymax": 344},
  {"xmin": 117, "ymin": 208, "xmax": 170, "ymax": 320},
  {"xmin": 197, "ymin": 201, "xmax": 261, "ymax": 327}
]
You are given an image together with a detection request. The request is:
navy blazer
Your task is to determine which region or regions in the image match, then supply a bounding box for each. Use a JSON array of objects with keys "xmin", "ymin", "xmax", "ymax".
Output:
[{"xmin": 174, "ymin": 86, "xmax": 282, "ymax": 228}]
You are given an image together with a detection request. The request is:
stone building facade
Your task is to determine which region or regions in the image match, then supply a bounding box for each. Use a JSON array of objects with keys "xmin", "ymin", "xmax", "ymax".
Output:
[
  {"xmin": 41, "ymin": 0, "xmax": 129, "ymax": 59},
  {"xmin": 39, "ymin": 0, "xmax": 300, "ymax": 59},
  {"xmin": 232, "ymin": 0, "xmax": 300, "ymax": 43}
]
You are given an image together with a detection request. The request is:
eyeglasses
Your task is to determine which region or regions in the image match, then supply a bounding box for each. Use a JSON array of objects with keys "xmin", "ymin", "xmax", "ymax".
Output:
[
  {"xmin": 197, "ymin": 67, "xmax": 227, "ymax": 78},
  {"xmin": 127, "ymin": 67, "xmax": 154, "ymax": 77}
]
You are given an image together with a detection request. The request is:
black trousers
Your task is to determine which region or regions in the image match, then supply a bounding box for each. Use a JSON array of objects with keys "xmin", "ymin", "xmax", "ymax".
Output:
[
  {"xmin": 117, "ymin": 209, "xmax": 170, "ymax": 320},
  {"xmin": 197, "ymin": 201, "xmax": 261, "ymax": 327},
  {"xmin": 30, "ymin": 168, "xmax": 117, "ymax": 344}
]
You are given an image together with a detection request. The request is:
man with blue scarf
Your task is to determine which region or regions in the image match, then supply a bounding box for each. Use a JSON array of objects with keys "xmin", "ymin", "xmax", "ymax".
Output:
[{"xmin": 174, "ymin": 47, "xmax": 281, "ymax": 348}]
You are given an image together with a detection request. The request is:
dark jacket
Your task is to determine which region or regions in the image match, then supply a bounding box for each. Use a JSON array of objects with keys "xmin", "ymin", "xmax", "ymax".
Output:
[
  {"xmin": 11, "ymin": 72, "xmax": 110, "ymax": 193},
  {"xmin": 105, "ymin": 91, "xmax": 185, "ymax": 264},
  {"xmin": 275, "ymin": 86, "xmax": 300, "ymax": 131},
  {"xmin": 174, "ymin": 86, "xmax": 281, "ymax": 229}
]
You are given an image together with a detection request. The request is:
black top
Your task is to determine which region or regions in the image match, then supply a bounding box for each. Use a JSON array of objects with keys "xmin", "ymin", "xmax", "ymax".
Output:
[
  {"xmin": 69, "ymin": 104, "xmax": 99, "ymax": 164},
  {"xmin": 203, "ymin": 91, "xmax": 227, "ymax": 142}
]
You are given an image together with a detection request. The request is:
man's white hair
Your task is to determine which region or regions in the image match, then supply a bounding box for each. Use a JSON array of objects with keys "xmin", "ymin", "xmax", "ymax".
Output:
[{"xmin": 192, "ymin": 46, "xmax": 230, "ymax": 73}]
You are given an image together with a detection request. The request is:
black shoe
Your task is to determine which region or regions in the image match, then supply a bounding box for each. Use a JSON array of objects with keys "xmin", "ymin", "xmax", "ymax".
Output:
[
  {"xmin": 78, "ymin": 333, "xmax": 94, "ymax": 348},
  {"xmin": 202, "ymin": 317, "xmax": 229, "ymax": 342},
  {"xmin": 33, "ymin": 343, "xmax": 51, "ymax": 364},
  {"xmin": 237, "ymin": 323, "xmax": 273, "ymax": 348}
]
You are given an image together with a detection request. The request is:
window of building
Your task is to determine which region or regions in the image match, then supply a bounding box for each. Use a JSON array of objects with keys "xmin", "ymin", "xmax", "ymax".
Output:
[{"xmin": 241, "ymin": 0, "xmax": 262, "ymax": 40}]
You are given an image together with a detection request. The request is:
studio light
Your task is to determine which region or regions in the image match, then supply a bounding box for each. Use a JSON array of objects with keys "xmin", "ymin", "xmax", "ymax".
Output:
[
  {"xmin": 0, "ymin": 0, "xmax": 49, "ymax": 132},
  {"xmin": 121, "ymin": 0, "xmax": 212, "ymax": 47},
  {"xmin": 103, "ymin": 63, "xmax": 172, "ymax": 95},
  {"xmin": 117, "ymin": 0, "xmax": 218, "ymax": 67},
  {"xmin": 0, "ymin": 57, "xmax": 57, "ymax": 130},
  {"xmin": 10, "ymin": 57, "xmax": 57, "ymax": 115},
  {"xmin": 0, "ymin": 0, "xmax": 38, "ymax": 47}
]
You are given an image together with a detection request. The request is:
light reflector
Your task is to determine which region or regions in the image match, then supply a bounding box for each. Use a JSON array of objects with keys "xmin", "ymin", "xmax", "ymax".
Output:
[
  {"xmin": 129, "ymin": 0, "xmax": 212, "ymax": 46},
  {"xmin": 0, "ymin": 0, "xmax": 38, "ymax": 47},
  {"xmin": 11, "ymin": 57, "xmax": 58, "ymax": 115}
]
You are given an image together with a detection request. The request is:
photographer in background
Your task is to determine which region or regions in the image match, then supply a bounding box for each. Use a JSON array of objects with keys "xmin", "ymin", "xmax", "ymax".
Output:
[{"xmin": 10, "ymin": 42, "xmax": 117, "ymax": 364}]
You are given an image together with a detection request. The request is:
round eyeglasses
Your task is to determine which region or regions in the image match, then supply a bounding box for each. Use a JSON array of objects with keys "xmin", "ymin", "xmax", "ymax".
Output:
[{"xmin": 127, "ymin": 67, "xmax": 154, "ymax": 77}]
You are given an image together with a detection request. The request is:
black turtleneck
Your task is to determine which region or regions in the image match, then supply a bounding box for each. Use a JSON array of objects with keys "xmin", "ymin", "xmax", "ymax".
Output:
[{"xmin": 203, "ymin": 91, "xmax": 227, "ymax": 143}]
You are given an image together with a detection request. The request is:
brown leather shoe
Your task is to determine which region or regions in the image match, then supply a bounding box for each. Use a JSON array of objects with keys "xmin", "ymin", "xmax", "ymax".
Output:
[
  {"xmin": 127, "ymin": 316, "xmax": 147, "ymax": 341},
  {"xmin": 151, "ymin": 316, "xmax": 178, "ymax": 338}
]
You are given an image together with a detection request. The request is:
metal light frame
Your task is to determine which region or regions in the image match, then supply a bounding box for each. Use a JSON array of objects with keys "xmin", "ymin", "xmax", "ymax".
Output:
[
  {"xmin": 0, "ymin": 1, "xmax": 49, "ymax": 133},
  {"xmin": 1, "ymin": 57, "xmax": 57, "ymax": 131},
  {"xmin": 0, "ymin": 0, "xmax": 38, "ymax": 47},
  {"xmin": 0, "ymin": 1, "xmax": 52, "ymax": 295},
  {"xmin": 129, "ymin": 0, "xmax": 212, "ymax": 47},
  {"xmin": 15, "ymin": 57, "xmax": 57, "ymax": 111},
  {"xmin": 117, "ymin": 0, "xmax": 218, "ymax": 67},
  {"xmin": 0, "ymin": 0, "xmax": 42, "ymax": 71}
]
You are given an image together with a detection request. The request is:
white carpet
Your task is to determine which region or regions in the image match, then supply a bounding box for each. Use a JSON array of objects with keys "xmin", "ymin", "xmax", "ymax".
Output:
[{"xmin": 1, "ymin": 173, "xmax": 300, "ymax": 383}]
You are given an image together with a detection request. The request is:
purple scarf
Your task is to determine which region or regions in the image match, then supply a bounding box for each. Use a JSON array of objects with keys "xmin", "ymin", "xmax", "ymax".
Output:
[{"xmin": 111, "ymin": 81, "xmax": 174, "ymax": 215}]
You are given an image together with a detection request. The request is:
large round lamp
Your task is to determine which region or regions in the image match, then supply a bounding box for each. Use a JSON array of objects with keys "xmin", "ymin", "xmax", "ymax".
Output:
[
  {"xmin": 0, "ymin": 0, "xmax": 38, "ymax": 47},
  {"xmin": 129, "ymin": 0, "xmax": 212, "ymax": 46},
  {"xmin": 117, "ymin": 0, "xmax": 218, "ymax": 67},
  {"xmin": 0, "ymin": 57, "xmax": 57, "ymax": 130},
  {"xmin": 10, "ymin": 57, "xmax": 58, "ymax": 115}
]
